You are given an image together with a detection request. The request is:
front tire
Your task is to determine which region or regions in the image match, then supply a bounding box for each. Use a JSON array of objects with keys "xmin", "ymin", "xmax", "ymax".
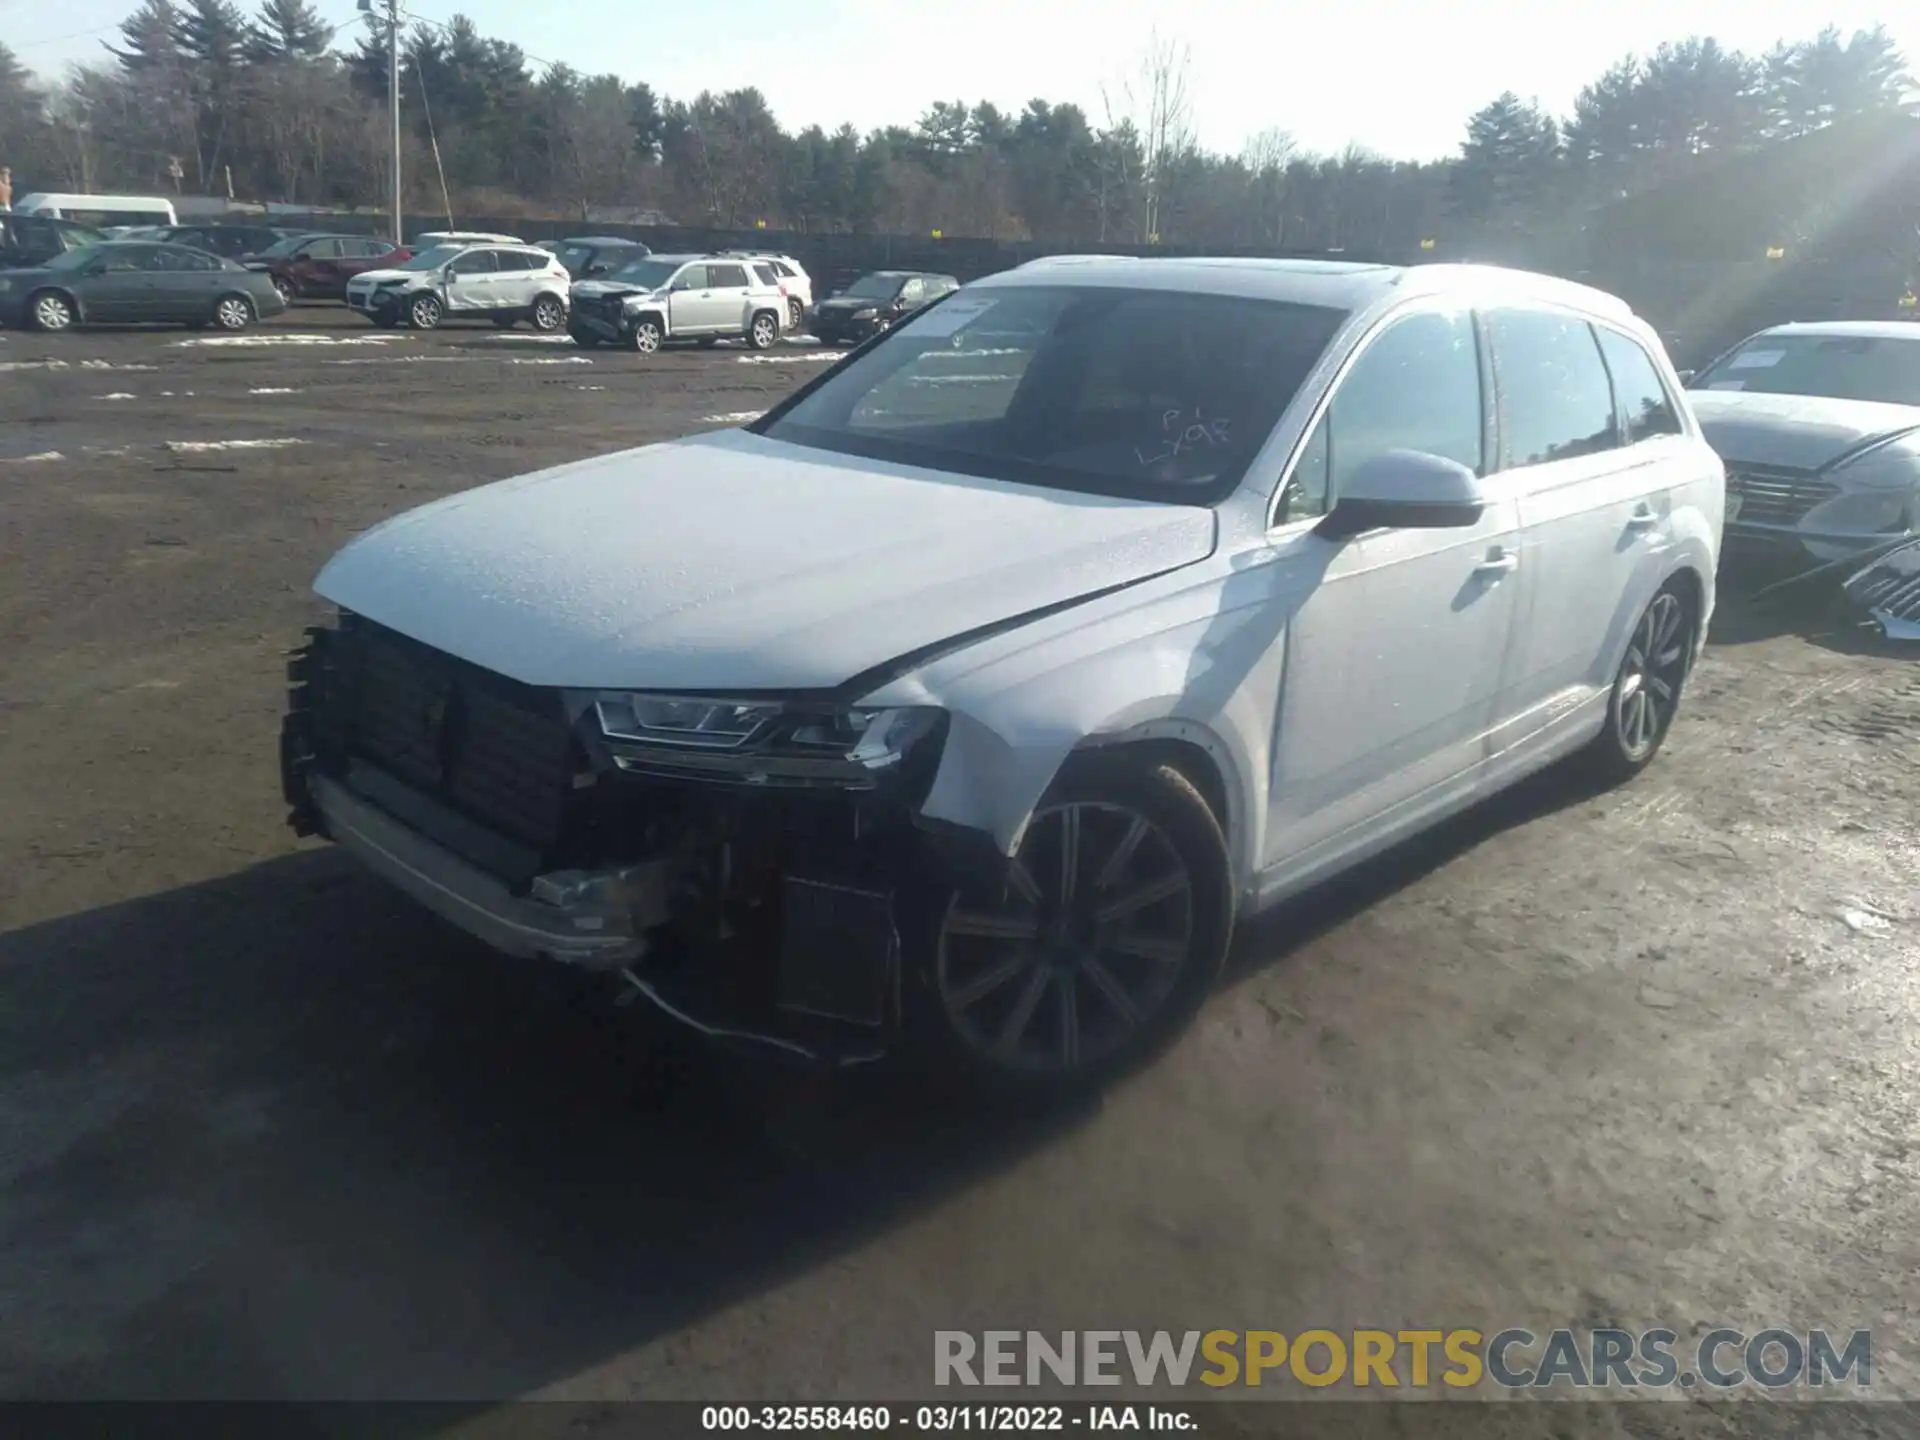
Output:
[
  {"xmin": 1579, "ymin": 579, "xmax": 1696, "ymax": 785},
  {"xmin": 212, "ymin": 293, "xmax": 255, "ymax": 332},
  {"xmin": 911, "ymin": 756, "xmax": 1233, "ymax": 1097},
  {"xmin": 747, "ymin": 310, "xmax": 779, "ymax": 350},
  {"xmin": 530, "ymin": 294, "xmax": 566, "ymax": 332},
  {"xmin": 29, "ymin": 290, "xmax": 76, "ymax": 332},
  {"xmin": 627, "ymin": 317, "xmax": 663, "ymax": 354},
  {"xmin": 407, "ymin": 293, "xmax": 443, "ymax": 330}
]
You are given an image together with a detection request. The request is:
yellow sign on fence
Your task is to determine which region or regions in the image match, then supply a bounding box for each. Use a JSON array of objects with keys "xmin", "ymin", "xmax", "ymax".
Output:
[
  {"xmin": 931, "ymin": 228, "xmax": 943, "ymax": 239},
  {"xmin": 1766, "ymin": 245, "xmax": 1786, "ymax": 260},
  {"xmin": 1420, "ymin": 237, "xmax": 1437, "ymax": 251}
]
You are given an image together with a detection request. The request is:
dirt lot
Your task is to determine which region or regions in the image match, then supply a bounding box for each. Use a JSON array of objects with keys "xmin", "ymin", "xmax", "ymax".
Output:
[{"xmin": 2, "ymin": 308, "xmax": 1918, "ymax": 1426}]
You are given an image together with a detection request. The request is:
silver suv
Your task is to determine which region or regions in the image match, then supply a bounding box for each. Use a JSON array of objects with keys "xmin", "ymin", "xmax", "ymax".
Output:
[{"xmin": 567, "ymin": 253, "xmax": 787, "ymax": 353}]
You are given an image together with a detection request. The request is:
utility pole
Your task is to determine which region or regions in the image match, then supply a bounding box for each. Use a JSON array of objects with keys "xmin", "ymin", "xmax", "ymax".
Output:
[{"xmin": 358, "ymin": 0, "xmax": 402, "ymax": 244}]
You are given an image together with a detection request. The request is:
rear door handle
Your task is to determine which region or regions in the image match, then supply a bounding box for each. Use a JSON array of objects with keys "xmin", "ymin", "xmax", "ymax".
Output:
[
  {"xmin": 1626, "ymin": 506, "xmax": 1659, "ymax": 530},
  {"xmin": 1473, "ymin": 549, "xmax": 1519, "ymax": 578}
]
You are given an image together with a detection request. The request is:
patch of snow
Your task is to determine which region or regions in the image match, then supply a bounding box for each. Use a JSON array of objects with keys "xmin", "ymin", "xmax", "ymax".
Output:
[
  {"xmin": 737, "ymin": 353, "xmax": 835, "ymax": 365},
  {"xmin": 475, "ymin": 332, "xmax": 575, "ymax": 343},
  {"xmin": 162, "ymin": 438, "xmax": 308, "ymax": 452},
  {"xmin": 172, "ymin": 333, "xmax": 399, "ymax": 348},
  {"xmin": 507, "ymin": 355, "xmax": 593, "ymax": 365},
  {"xmin": 99, "ymin": 392, "xmax": 137, "ymax": 401},
  {"xmin": 248, "ymin": 387, "xmax": 300, "ymax": 395},
  {"xmin": 324, "ymin": 355, "xmax": 478, "ymax": 367},
  {"xmin": 0, "ymin": 359, "xmax": 155, "ymax": 372},
  {"xmin": 0, "ymin": 450, "xmax": 63, "ymax": 463},
  {"xmin": 700, "ymin": 410, "xmax": 766, "ymax": 424}
]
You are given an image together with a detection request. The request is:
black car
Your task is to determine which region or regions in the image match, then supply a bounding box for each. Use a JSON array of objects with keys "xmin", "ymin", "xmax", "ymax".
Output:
[
  {"xmin": 0, "ymin": 213, "xmax": 105, "ymax": 269},
  {"xmin": 551, "ymin": 235, "xmax": 651, "ymax": 280},
  {"xmin": 0, "ymin": 241, "xmax": 288, "ymax": 332},
  {"xmin": 153, "ymin": 224, "xmax": 313, "ymax": 261},
  {"xmin": 811, "ymin": 270, "xmax": 959, "ymax": 344}
]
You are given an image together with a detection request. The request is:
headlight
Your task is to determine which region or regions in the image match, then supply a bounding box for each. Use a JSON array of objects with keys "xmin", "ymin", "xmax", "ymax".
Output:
[
  {"xmin": 0, "ymin": 279, "xmax": 12, "ymax": 294},
  {"xmin": 852, "ymin": 307, "xmax": 878, "ymax": 320},
  {"xmin": 592, "ymin": 693, "xmax": 945, "ymax": 786},
  {"xmin": 1831, "ymin": 448, "xmax": 1920, "ymax": 491},
  {"xmin": 375, "ymin": 278, "xmax": 407, "ymax": 290}
]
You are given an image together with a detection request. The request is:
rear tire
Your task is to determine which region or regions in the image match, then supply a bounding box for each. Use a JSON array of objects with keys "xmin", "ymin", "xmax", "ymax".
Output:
[
  {"xmin": 1577, "ymin": 578, "xmax": 1697, "ymax": 786},
  {"xmin": 788, "ymin": 297, "xmax": 804, "ymax": 330},
  {"xmin": 530, "ymin": 294, "xmax": 566, "ymax": 332},
  {"xmin": 907, "ymin": 754, "xmax": 1233, "ymax": 1100},
  {"xmin": 747, "ymin": 310, "xmax": 780, "ymax": 350},
  {"xmin": 29, "ymin": 290, "xmax": 76, "ymax": 332},
  {"xmin": 271, "ymin": 276, "xmax": 296, "ymax": 306}
]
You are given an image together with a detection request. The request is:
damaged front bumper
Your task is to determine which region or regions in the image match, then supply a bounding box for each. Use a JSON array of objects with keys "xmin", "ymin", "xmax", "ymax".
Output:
[
  {"xmin": 1844, "ymin": 537, "xmax": 1920, "ymax": 641},
  {"xmin": 281, "ymin": 616, "xmax": 971, "ymax": 1064}
]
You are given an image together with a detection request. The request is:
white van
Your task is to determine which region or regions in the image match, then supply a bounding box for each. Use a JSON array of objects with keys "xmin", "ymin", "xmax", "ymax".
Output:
[
  {"xmin": 410, "ymin": 230, "xmax": 522, "ymax": 248},
  {"xmin": 14, "ymin": 193, "xmax": 179, "ymax": 228}
]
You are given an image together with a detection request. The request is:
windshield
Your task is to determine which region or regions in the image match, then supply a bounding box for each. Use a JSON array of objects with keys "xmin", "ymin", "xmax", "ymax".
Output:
[
  {"xmin": 608, "ymin": 257, "xmax": 681, "ymax": 289},
  {"xmin": 757, "ymin": 285, "xmax": 1349, "ymax": 503},
  {"xmin": 397, "ymin": 245, "xmax": 464, "ymax": 271},
  {"xmin": 1692, "ymin": 332, "xmax": 1920, "ymax": 406},
  {"xmin": 555, "ymin": 243, "xmax": 592, "ymax": 271},
  {"xmin": 845, "ymin": 274, "xmax": 903, "ymax": 300}
]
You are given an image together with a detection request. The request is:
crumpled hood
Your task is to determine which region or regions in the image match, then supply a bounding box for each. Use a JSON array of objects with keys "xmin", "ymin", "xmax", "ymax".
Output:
[
  {"xmin": 313, "ymin": 429, "xmax": 1217, "ymax": 692},
  {"xmin": 571, "ymin": 279, "xmax": 650, "ymax": 303},
  {"xmin": 1688, "ymin": 390, "xmax": 1920, "ymax": 471},
  {"xmin": 347, "ymin": 267, "xmax": 417, "ymax": 288},
  {"xmin": 817, "ymin": 295, "xmax": 888, "ymax": 314}
]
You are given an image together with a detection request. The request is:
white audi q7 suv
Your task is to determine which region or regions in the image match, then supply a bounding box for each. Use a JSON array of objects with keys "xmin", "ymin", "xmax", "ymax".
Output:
[{"xmin": 282, "ymin": 258, "xmax": 1724, "ymax": 1094}]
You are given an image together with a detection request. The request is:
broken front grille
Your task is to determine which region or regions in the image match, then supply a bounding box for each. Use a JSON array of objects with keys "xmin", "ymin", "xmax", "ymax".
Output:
[
  {"xmin": 1726, "ymin": 464, "xmax": 1839, "ymax": 529},
  {"xmin": 339, "ymin": 619, "xmax": 576, "ymax": 851}
]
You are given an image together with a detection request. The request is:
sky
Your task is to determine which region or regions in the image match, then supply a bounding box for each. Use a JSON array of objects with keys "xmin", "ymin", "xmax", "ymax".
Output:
[{"xmin": 6, "ymin": 0, "xmax": 1915, "ymax": 160}]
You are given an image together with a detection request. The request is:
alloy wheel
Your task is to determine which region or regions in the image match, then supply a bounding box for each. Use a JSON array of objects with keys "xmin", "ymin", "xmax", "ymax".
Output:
[
  {"xmin": 1615, "ymin": 590, "xmax": 1688, "ymax": 761},
  {"xmin": 630, "ymin": 321, "xmax": 662, "ymax": 353},
  {"xmin": 788, "ymin": 297, "xmax": 804, "ymax": 330},
  {"xmin": 751, "ymin": 314, "xmax": 778, "ymax": 349},
  {"xmin": 32, "ymin": 293, "xmax": 73, "ymax": 331},
  {"xmin": 532, "ymin": 296, "xmax": 564, "ymax": 331},
  {"xmin": 409, "ymin": 295, "xmax": 441, "ymax": 329},
  {"xmin": 935, "ymin": 801, "xmax": 1195, "ymax": 1075},
  {"xmin": 215, "ymin": 296, "xmax": 253, "ymax": 331}
]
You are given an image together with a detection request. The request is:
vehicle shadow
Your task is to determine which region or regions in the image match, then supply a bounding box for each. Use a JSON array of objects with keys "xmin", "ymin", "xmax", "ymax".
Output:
[{"xmin": 0, "ymin": 848, "xmax": 1093, "ymax": 1407}]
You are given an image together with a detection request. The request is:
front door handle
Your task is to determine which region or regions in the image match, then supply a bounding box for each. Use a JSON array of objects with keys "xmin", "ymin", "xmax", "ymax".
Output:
[
  {"xmin": 1625, "ymin": 505, "xmax": 1659, "ymax": 530},
  {"xmin": 1473, "ymin": 549, "xmax": 1519, "ymax": 578}
]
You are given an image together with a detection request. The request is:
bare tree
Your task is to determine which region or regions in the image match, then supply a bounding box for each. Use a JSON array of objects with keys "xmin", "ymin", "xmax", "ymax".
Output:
[{"xmin": 1241, "ymin": 125, "xmax": 1295, "ymax": 244}]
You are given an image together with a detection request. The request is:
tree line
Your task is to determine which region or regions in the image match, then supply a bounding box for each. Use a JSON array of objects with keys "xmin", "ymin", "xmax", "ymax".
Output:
[{"xmin": 0, "ymin": 6, "xmax": 1908, "ymax": 253}]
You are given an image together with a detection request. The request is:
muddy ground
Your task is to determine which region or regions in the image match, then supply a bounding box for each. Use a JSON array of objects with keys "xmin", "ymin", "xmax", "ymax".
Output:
[{"xmin": 1, "ymin": 309, "xmax": 1918, "ymax": 1432}]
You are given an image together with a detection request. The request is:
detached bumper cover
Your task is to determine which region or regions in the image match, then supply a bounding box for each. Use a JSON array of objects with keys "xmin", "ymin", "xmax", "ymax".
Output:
[
  {"xmin": 311, "ymin": 773, "xmax": 648, "ymax": 966},
  {"xmin": 1844, "ymin": 538, "xmax": 1920, "ymax": 640}
]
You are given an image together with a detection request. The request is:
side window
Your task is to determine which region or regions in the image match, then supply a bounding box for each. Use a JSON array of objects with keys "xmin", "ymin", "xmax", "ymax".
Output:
[
  {"xmin": 672, "ymin": 264, "xmax": 707, "ymax": 290},
  {"xmin": 144, "ymin": 247, "xmax": 188, "ymax": 271},
  {"xmin": 304, "ymin": 238, "xmax": 343, "ymax": 261},
  {"xmin": 15, "ymin": 217, "xmax": 56, "ymax": 253},
  {"xmin": 1595, "ymin": 327, "xmax": 1682, "ymax": 445},
  {"xmin": 771, "ymin": 259, "xmax": 796, "ymax": 278},
  {"xmin": 751, "ymin": 262, "xmax": 779, "ymax": 286},
  {"xmin": 495, "ymin": 250, "xmax": 532, "ymax": 271},
  {"xmin": 98, "ymin": 247, "xmax": 146, "ymax": 273},
  {"xmin": 449, "ymin": 249, "xmax": 497, "ymax": 275},
  {"xmin": 899, "ymin": 278, "xmax": 925, "ymax": 304},
  {"xmin": 1277, "ymin": 309, "xmax": 1483, "ymax": 524},
  {"xmin": 708, "ymin": 262, "xmax": 749, "ymax": 289},
  {"xmin": 1487, "ymin": 310, "xmax": 1620, "ymax": 468}
]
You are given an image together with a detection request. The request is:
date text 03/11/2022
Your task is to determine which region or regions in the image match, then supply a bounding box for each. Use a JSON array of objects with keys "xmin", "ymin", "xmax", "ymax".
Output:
[{"xmin": 699, "ymin": 1405, "xmax": 1198, "ymax": 1432}]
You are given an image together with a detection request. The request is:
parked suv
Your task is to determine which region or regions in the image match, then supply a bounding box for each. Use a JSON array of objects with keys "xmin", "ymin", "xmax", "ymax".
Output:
[
  {"xmin": 243, "ymin": 233, "xmax": 409, "ymax": 304},
  {"xmin": 811, "ymin": 270, "xmax": 959, "ymax": 344},
  {"xmin": 718, "ymin": 249, "xmax": 813, "ymax": 329},
  {"xmin": 551, "ymin": 236, "xmax": 651, "ymax": 280},
  {"xmin": 153, "ymin": 224, "xmax": 307, "ymax": 261},
  {"xmin": 345, "ymin": 243, "xmax": 572, "ymax": 331},
  {"xmin": 568, "ymin": 253, "xmax": 786, "ymax": 352},
  {"xmin": 0, "ymin": 214, "xmax": 104, "ymax": 269},
  {"xmin": 282, "ymin": 259, "xmax": 1721, "ymax": 1096}
]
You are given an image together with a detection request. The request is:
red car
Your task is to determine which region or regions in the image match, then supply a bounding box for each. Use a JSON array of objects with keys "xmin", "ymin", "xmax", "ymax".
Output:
[{"xmin": 241, "ymin": 233, "xmax": 410, "ymax": 304}]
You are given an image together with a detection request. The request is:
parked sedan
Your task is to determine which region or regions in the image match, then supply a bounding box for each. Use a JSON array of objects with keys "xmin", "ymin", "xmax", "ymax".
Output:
[
  {"xmin": 0, "ymin": 241, "xmax": 286, "ymax": 332},
  {"xmin": 1686, "ymin": 322, "xmax": 1920, "ymax": 561},
  {"xmin": 282, "ymin": 258, "xmax": 1720, "ymax": 1096},
  {"xmin": 811, "ymin": 270, "xmax": 959, "ymax": 344},
  {"xmin": 242, "ymin": 233, "xmax": 409, "ymax": 304}
]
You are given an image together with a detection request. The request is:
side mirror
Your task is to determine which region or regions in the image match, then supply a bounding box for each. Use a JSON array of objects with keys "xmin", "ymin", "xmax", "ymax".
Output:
[
  {"xmin": 1675, "ymin": 368, "xmax": 1696, "ymax": 385},
  {"xmin": 586, "ymin": 263, "xmax": 608, "ymax": 276},
  {"xmin": 1315, "ymin": 451, "xmax": 1487, "ymax": 541}
]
